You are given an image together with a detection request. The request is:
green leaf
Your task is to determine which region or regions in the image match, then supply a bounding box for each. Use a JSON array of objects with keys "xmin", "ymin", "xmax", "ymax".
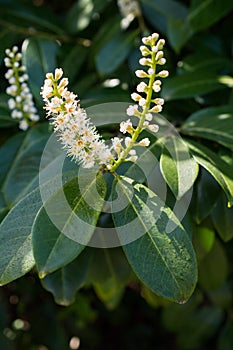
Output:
[
  {"xmin": 1, "ymin": 125, "xmax": 50, "ymax": 207},
  {"xmin": 89, "ymin": 248, "xmax": 131, "ymax": 310},
  {"xmin": 161, "ymin": 71, "xmax": 226, "ymax": 100},
  {"xmin": 0, "ymin": 94, "xmax": 17, "ymax": 128},
  {"xmin": 160, "ymin": 136, "xmax": 198, "ymax": 198},
  {"xmin": 198, "ymin": 239, "xmax": 228, "ymax": 291},
  {"xmin": 41, "ymin": 248, "xmax": 92, "ymax": 306},
  {"xmin": 95, "ymin": 31, "xmax": 137, "ymax": 75},
  {"xmin": 32, "ymin": 172, "xmax": 107, "ymax": 277},
  {"xmin": 22, "ymin": 37, "xmax": 58, "ymax": 103},
  {"xmin": 188, "ymin": 0, "xmax": 233, "ymax": 31},
  {"xmin": 212, "ymin": 192, "xmax": 233, "ymax": 242},
  {"xmin": 0, "ymin": 188, "xmax": 41, "ymax": 285},
  {"xmin": 190, "ymin": 167, "xmax": 221, "ymax": 224},
  {"xmin": 140, "ymin": 0, "xmax": 193, "ymax": 51},
  {"xmin": 186, "ymin": 139, "xmax": 233, "ymax": 206},
  {"xmin": 0, "ymin": 165, "xmax": 78, "ymax": 285},
  {"xmin": 112, "ymin": 177, "xmax": 197, "ymax": 303},
  {"xmin": 167, "ymin": 17, "xmax": 193, "ymax": 53},
  {"xmin": 193, "ymin": 226, "xmax": 215, "ymax": 262},
  {"xmin": 181, "ymin": 105, "xmax": 233, "ymax": 151}
]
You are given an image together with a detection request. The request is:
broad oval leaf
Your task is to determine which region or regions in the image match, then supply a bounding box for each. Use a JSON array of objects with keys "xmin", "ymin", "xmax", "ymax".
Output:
[
  {"xmin": 190, "ymin": 167, "xmax": 221, "ymax": 224},
  {"xmin": 32, "ymin": 172, "xmax": 107, "ymax": 277},
  {"xmin": 160, "ymin": 136, "xmax": 198, "ymax": 199},
  {"xmin": 181, "ymin": 105, "xmax": 233, "ymax": 151},
  {"xmin": 0, "ymin": 165, "xmax": 78, "ymax": 285},
  {"xmin": 212, "ymin": 192, "xmax": 233, "ymax": 242},
  {"xmin": 112, "ymin": 177, "xmax": 197, "ymax": 303},
  {"xmin": 186, "ymin": 139, "xmax": 233, "ymax": 206},
  {"xmin": 42, "ymin": 248, "xmax": 93, "ymax": 306},
  {"xmin": 0, "ymin": 124, "xmax": 51, "ymax": 208}
]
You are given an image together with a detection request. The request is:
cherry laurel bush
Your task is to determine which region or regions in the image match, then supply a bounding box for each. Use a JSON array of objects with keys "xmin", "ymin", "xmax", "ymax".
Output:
[{"xmin": 5, "ymin": 33, "xmax": 193, "ymax": 249}]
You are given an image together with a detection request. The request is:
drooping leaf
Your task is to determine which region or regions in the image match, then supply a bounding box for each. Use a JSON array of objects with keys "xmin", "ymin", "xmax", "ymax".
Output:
[
  {"xmin": 0, "ymin": 164, "xmax": 78, "ymax": 285},
  {"xmin": 188, "ymin": 0, "xmax": 233, "ymax": 31},
  {"xmin": 186, "ymin": 139, "xmax": 233, "ymax": 206},
  {"xmin": 212, "ymin": 192, "xmax": 233, "ymax": 242},
  {"xmin": 42, "ymin": 248, "xmax": 93, "ymax": 306},
  {"xmin": 112, "ymin": 176, "xmax": 197, "ymax": 303},
  {"xmin": 159, "ymin": 136, "xmax": 198, "ymax": 199},
  {"xmin": 190, "ymin": 167, "xmax": 221, "ymax": 224},
  {"xmin": 181, "ymin": 105, "xmax": 233, "ymax": 151},
  {"xmin": 32, "ymin": 171, "xmax": 107, "ymax": 277}
]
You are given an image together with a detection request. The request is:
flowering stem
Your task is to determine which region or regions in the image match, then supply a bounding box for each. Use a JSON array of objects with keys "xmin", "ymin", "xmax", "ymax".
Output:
[{"xmin": 109, "ymin": 52, "xmax": 156, "ymax": 173}]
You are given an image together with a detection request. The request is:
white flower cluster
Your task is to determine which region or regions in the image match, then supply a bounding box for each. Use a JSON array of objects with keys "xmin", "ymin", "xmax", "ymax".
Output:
[
  {"xmin": 117, "ymin": 0, "xmax": 140, "ymax": 29},
  {"xmin": 110, "ymin": 33, "xmax": 168, "ymax": 168},
  {"xmin": 4, "ymin": 46, "xmax": 39, "ymax": 130},
  {"xmin": 41, "ymin": 68, "xmax": 112, "ymax": 168}
]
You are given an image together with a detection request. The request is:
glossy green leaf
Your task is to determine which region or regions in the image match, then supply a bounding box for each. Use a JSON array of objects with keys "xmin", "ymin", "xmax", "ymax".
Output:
[
  {"xmin": 0, "ymin": 164, "xmax": 79, "ymax": 285},
  {"xmin": 95, "ymin": 31, "xmax": 137, "ymax": 75},
  {"xmin": 160, "ymin": 136, "xmax": 198, "ymax": 198},
  {"xmin": 167, "ymin": 17, "xmax": 193, "ymax": 52},
  {"xmin": 22, "ymin": 37, "xmax": 58, "ymax": 103},
  {"xmin": 1, "ymin": 125, "xmax": 50, "ymax": 207},
  {"xmin": 188, "ymin": 0, "xmax": 233, "ymax": 31},
  {"xmin": 0, "ymin": 187, "xmax": 41, "ymax": 285},
  {"xmin": 181, "ymin": 105, "xmax": 233, "ymax": 151},
  {"xmin": 0, "ymin": 93, "xmax": 17, "ymax": 128},
  {"xmin": 42, "ymin": 248, "xmax": 93, "ymax": 306},
  {"xmin": 186, "ymin": 139, "xmax": 233, "ymax": 206},
  {"xmin": 32, "ymin": 172, "xmax": 107, "ymax": 277},
  {"xmin": 161, "ymin": 71, "xmax": 226, "ymax": 100},
  {"xmin": 112, "ymin": 177, "xmax": 197, "ymax": 303},
  {"xmin": 198, "ymin": 239, "xmax": 228, "ymax": 290},
  {"xmin": 212, "ymin": 192, "xmax": 233, "ymax": 242},
  {"xmin": 190, "ymin": 167, "xmax": 221, "ymax": 224},
  {"xmin": 180, "ymin": 52, "xmax": 231, "ymax": 73}
]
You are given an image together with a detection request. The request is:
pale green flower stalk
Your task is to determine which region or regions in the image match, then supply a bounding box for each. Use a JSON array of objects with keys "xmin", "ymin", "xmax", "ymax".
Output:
[
  {"xmin": 4, "ymin": 46, "xmax": 39, "ymax": 130},
  {"xmin": 108, "ymin": 33, "xmax": 168, "ymax": 172}
]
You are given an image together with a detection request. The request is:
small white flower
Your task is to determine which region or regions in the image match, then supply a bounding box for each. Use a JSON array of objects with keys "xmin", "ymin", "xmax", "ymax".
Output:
[
  {"xmin": 139, "ymin": 138, "xmax": 150, "ymax": 147},
  {"xmin": 135, "ymin": 70, "xmax": 147, "ymax": 78},
  {"xmin": 157, "ymin": 70, "xmax": 169, "ymax": 78},
  {"xmin": 138, "ymin": 98, "xmax": 146, "ymax": 106},
  {"xmin": 120, "ymin": 119, "xmax": 133, "ymax": 134},
  {"xmin": 131, "ymin": 92, "xmax": 141, "ymax": 101},
  {"xmin": 148, "ymin": 124, "xmax": 159, "ymax": 133},
  {"xmin": 148, "ymin": 68, "xmax": 155, "ymax": 75},
  {"xmin": 126, "ymin": 104, "xmax": 138, "ymax": 116},
  {"xmin": 145, "ymin": 113, "xmax": 153, "ymax": 121},
  {"xmin": 136, "ymin": 82, "xmax": 147, "ymax": 93},
  {"xmin": 19, "ymin": 119, "xmax": 29, "ymax": 131},
  {"xmin": 125, "ymin": 136, "xmax": 132, "ymax": 147}
]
